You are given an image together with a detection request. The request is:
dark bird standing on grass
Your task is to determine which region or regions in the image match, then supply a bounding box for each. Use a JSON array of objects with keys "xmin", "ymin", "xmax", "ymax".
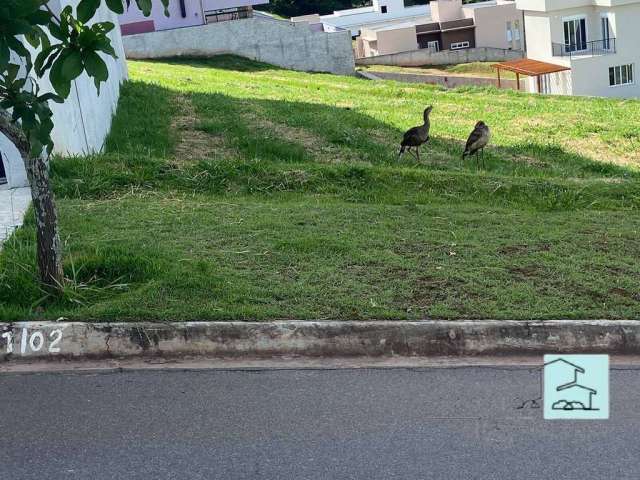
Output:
[
  {"xmin": 398, "ymin": 106, "xmax": 433, "ymax": 161},
  {"xmin": 462, "ymin": 121, "xmax": 491, "ymax": 169}
]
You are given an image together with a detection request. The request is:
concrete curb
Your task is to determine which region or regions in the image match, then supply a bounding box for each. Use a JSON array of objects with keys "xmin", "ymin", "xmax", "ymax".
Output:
[
  {"xmin": 356, "ymin": 70, "xmax": 382, "ymax": 81},
  {"xmin": 1, "ymin": 321, "xmax": 640, "ymax": 362}
]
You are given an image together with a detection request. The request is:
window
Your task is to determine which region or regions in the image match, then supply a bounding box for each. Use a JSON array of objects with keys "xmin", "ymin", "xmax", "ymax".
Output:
[
  {"xmin": 427, "ymin": 40, "xmax": 439, "ymax": 52},
  {"xmin": 0, "ymin": 152, "xmax": 6, "ymax": 184},
  {"xmin": 601, "ymin": 15, "xmax": 611, "ymax": 50},
  {"xmin": 450, "ymin": 41, "xmax": 470, "ymax": 50},
  {"xmin": 563, "ymin": 17, "xmax": 587, "ymax": 52},
  {"xmin": 514, "ymin": 20, "xmax": 521, "ymax": 41},
  {"xmin": 506, "ymin": 21, "xmax": 512, "ymax": 42},
  {"xmin": 609, "ymin": 64, "xmax": 634, "ymax": 86},
  {"xmin": 381, "ymin": 5, "xmax": 387, "ymax": 13}
]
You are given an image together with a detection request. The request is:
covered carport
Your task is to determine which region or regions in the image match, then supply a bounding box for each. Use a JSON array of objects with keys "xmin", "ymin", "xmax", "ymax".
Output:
[{"xmin": 492, "ymin": 58, "xmax": 570, "ymax": 93}]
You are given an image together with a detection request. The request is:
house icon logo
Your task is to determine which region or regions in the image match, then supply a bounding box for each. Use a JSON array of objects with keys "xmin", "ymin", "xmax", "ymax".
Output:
[{"xmin": 543, "ymin": 355, "xmax": 609, "ymax": 420}]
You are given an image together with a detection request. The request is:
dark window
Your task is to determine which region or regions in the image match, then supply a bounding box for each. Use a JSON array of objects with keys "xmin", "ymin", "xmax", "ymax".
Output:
[
  {"xmin": 609, "ymin": 64, "xmax": 634, "ymax": 87},
  {"xmin": 0, "ymin": 152, "xmax": 6, "ymax": 184},
  {"xmin": 381, "ymin": 6, "xmax": 388, "ymax": 13},
  {"xmin": 563, "ymin": 17, "xmax": 587, "ymax": 52}
]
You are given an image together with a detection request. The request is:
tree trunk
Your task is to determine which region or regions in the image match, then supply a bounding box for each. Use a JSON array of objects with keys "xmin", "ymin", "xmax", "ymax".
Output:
[
  {"xmin": 24, "ymin": 154, "xmax": 64, "ymax": 289},
  {"xmin": 0, "ymin": 111, "xmax": 64, "ymax": 290}
]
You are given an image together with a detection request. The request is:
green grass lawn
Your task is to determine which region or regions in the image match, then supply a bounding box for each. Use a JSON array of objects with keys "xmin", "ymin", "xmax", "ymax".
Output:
[{"xmin": 2, "ymin": 55, "xmax": 640, "ymax": 321}]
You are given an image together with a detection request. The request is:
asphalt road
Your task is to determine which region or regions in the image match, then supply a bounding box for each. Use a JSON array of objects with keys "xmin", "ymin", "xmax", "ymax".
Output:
[{"xmin": 1, "ymin": 361, "xmax": 640, "ymax": 479}]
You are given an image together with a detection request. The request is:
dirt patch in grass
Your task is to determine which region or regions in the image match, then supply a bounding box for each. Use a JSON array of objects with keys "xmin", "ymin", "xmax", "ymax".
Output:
[
  {"xmin": 609, "ymin": 287, "xmax": 639, "ymax": 300},
  {"xmin": 508, "ymin": 265, "xmax": 543, "ymax": 279},
  {"xmin": 172, "ymin": 95, "xmax": 235, "ymax": 163},
  {"xmin": 408, "ymin": 276, "xmax": 469, "ymax": 307},
  {"xmin": 243, "ymin": 105, "xmax": 376, "ymax": 164},
  {"xmin": 498, "ymin": 242, "xmax": 552, "ymax": 256}
]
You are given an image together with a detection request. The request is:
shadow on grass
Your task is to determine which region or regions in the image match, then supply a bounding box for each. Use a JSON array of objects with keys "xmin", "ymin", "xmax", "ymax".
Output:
[
  {"xmin": 149, "ymin": 54, "xmax": 284, "ymax": 73},
  {"xmin": 53, "ymin": 78, "xmax": 640, "ymax": 211}
]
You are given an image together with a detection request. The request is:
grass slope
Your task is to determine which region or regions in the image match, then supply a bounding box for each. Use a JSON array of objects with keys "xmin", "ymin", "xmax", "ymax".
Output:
[{"xmin": 2, "ymin": 55, "xmax": 640, "ymax": 321}]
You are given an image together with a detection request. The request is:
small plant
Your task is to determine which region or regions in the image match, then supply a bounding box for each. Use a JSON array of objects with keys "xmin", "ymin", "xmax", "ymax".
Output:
[{"xmin": 0, "ymin": 0, "xmax": 168, "ymax": 290}]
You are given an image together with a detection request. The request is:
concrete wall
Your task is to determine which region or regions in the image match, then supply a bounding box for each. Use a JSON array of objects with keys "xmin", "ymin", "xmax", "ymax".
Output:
[
  {"xmin": 360, "ymin": 69, "xmax": 526, "ymax": 90},
  {"xmin": 355, "ymin": 46, "xmax": 523, "ymax": 66},
  {"xmin": 0, "ymin": 0, "xmax": 127, "ymax": 189},
  {"xmin": 123, "ymin": 17, "xmax": 356, "ymax": 75}
]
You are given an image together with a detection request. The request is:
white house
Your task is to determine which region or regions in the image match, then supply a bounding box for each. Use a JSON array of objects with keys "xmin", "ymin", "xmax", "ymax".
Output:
[
  {"xmin": 293, "ymin": 0, "xmax": 431, "ymax": 37},
  {"xmin": 516, "ymin": 0, "xmax": 640, "ymax": 97},
  {"xmin": 356, "ymin": 0, "xmax": 523, "ymax": 58}
]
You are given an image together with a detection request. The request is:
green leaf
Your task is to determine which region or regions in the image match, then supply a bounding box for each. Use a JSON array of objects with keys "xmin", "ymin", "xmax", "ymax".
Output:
[
  {"xmin": 34, "ymin": 45, "xmax": 60, "ymax": 77},
  {"xmin": 83, "ymin": 51, "xmax": 108, "ymax": 93},
  {"xmin": 0, "ymin": 39, "xmax": 9, "ymax": 70},
  {"xmin": 99, "ymin": 21, "xmax": 116, "ymax": 33},
  {"xmin": 135, "ymin": 0, "xmax": 152, "ymax": 16},
  {"xmin": 77, "ymin": 0, "xmax": 100, "ymax": 23},
  {"xmin": 61, "ymin": 49, "xmax": 84, "ymax": 81},
  {"xmin": 106, "ymin": 0, "xmax": 125, "ymax": 15},
  {"xmin": 48, "ymin": 22, "xmax": 65, "ymax": 41},
  {"xmin": 5, "ymin": 63, "xmax": 20, "ymax": 81},
  {"xmin": 49, "ymin": 51, "xmax": 73, "ymax": 98},
  {"xmin": 160, "ymin": 0, "xmax": 169, "ymax": 16},
  {"xmin": 37, "ymin": 92, "xmax": 64, "ymax": 104},
  {"xmin": 27, "ymin": 9, "xmax": 51, "ymax": 26},
  {"xmin": 24, "ymin": 30, "xmax": 41, "ymax": 49}
]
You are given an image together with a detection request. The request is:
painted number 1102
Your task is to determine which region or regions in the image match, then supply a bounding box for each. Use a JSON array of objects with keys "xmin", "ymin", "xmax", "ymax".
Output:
[{"xmin": 1, "ymin": 328, "xmax": 63, "ymax": 355}]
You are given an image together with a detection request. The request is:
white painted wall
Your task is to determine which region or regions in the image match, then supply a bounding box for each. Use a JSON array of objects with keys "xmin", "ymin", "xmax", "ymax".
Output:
[
  {"xmin": 0, "ymin": 0, "xmax": 128, "ymax": 189},
  {"xmin": 0, "ymin": 136, "xmax": 28, "ymax": 189},
  {"xmin": 123, "ymin": 17, "xmax": 356, "ymax": 76}
]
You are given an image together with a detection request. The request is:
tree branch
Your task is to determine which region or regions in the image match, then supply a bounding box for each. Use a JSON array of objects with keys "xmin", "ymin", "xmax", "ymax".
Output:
[
  {"xmin": 0, "ymin": 109, "xmax": 30, "ymax": 158},
  {"xmin": 44, "ymin": 4, "xmax": 61, "ymax": 24}
]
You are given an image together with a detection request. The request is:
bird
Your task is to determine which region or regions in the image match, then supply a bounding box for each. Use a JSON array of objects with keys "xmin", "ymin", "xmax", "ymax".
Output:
[
  {"xmin": 398, "ymin": 106, "xmax": 433, "ymax": 162},
  {"xmin": 462, "ymin": 121, "xmax": 491, "ymax": 169}
]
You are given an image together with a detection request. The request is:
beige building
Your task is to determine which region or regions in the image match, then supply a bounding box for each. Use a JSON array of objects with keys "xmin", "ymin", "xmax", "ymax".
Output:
[
  {"xmin": 516, "ymin": 0, "xmax": 640, "ymax": 97},
  {"xmin": 356, "ymin": 0, "xmax": 524, "ymax": 58},
  {"xmin": 465, "ymin": 1, "xmax": 524, "ymax": 51}
]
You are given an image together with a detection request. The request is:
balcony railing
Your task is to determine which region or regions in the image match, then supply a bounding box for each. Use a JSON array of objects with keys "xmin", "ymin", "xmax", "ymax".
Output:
[
  {"xmin": 205, "ymin": 7, "xmax": 253, "ymax": 24},
  {"xmin": 552, "ymin": 38, "xmax": 616, "ymax": 57}
]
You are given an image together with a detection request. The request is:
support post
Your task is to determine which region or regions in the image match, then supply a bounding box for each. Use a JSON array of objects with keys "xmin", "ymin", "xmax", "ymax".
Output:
[
  {"xmin": 497, "ymin": 68, "xmax": 501, "ymax": 88},
  {"xmin": 537, "ymin": 74, "xmax": 542, "ymax": 93},
  {"xmin": 516, "ymin": 72, "xmax": 520, "ymax": 90}
]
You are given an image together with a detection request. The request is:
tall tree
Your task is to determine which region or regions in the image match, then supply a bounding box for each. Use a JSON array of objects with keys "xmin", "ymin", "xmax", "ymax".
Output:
[{"xmin": 0, "ymin": 0, "xmax": 166, "ymax": 290}]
